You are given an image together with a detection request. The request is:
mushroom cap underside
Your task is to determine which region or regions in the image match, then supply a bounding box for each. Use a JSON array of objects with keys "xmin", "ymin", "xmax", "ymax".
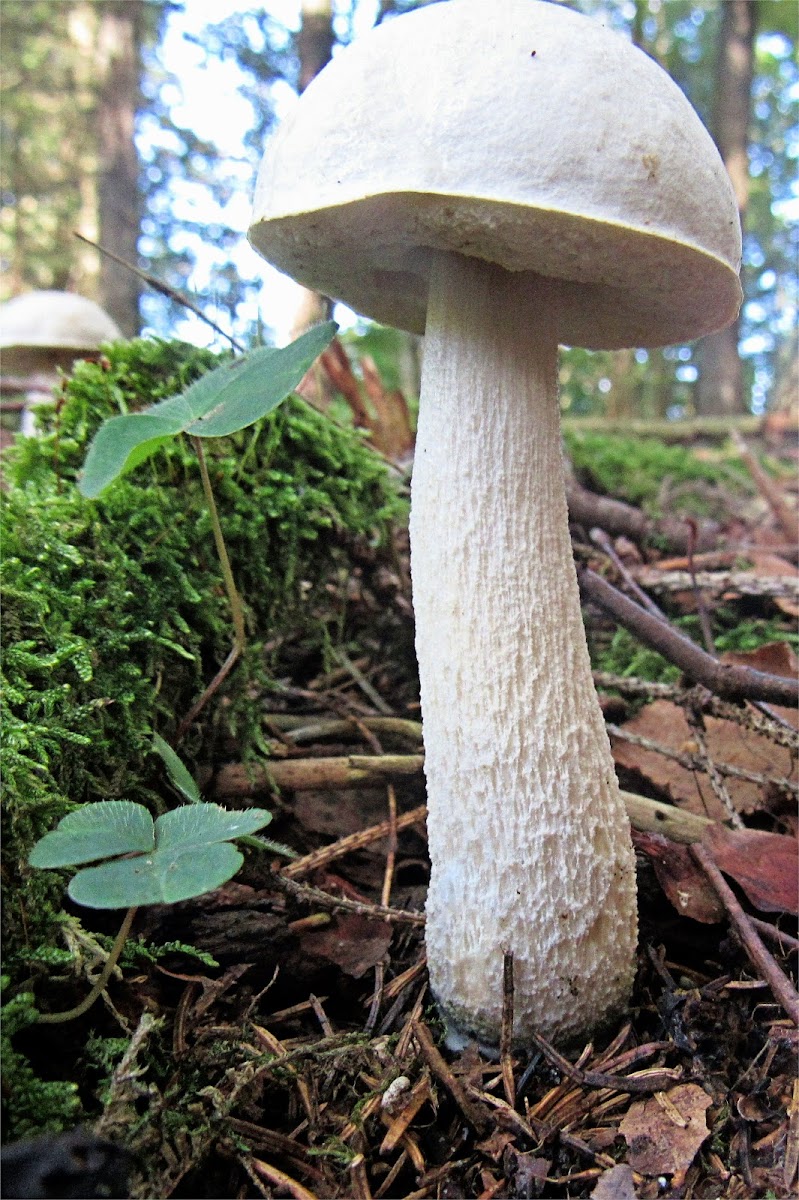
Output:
[
  {"xmin": 249, "ymin": 0, "xmax": 742, "ymax": 350},
  {"xmin": 0, "ymin": 291, "xmax": 121, "ymax": 373}
]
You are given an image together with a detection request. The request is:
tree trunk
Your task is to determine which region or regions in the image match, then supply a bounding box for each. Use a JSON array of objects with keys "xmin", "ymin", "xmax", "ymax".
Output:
[
  {"xmin": 95, "ymin": 0, "xmax": 145, "ymax": 336},
  {"xmin": 695, "ymin": 0, "xmax": 756, "ymax": 416}
]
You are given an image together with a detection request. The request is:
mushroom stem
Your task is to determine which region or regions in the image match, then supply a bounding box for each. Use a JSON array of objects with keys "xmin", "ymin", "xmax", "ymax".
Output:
[{"xmin": 411, "ymin": 252, "xmax": 637, "ymax": 1050}]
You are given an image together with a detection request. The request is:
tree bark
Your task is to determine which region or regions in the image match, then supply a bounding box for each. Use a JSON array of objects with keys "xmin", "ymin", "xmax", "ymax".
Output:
[
  {"xmin": 95, "ymin": 0, "xmax": 145, "ymax": 336},
  {"xmin": 695, "ymin": 1, "xmax": 756, "ymax": 417}
]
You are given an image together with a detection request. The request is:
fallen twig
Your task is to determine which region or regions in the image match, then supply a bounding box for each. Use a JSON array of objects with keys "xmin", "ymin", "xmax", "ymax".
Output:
[
  {"xmin": 595, "ymin": 674, "xmax": 798, "ymax": 751},
  {"xmin": 690, "ymin": 843, "xmax": 799, "ymax": 1027},
  {"xmin": 608, "ymin": 724, "xmax": 797, "ymax": 797},
  {"xmin": 567, "ymin": 479, "xmax": 720, "ymax": 553},
  {"xmin": 271, "ymin": 870, "xmax": 425, "ymax": 926},
  {"xmin": 529, "ymin": 1030, "xmax": 682, "ymax": 1094},
  {"xmin": 580, "ymin": 567, "xmax": 799, "ymax": 706},
  {"xmin": 214, "ymin": 754, "xmax": 424, "ymax": 796},
  {"xmin": 630, "ymin": 566, "xmax": 799, "ymax": 600},
  {"xmin": 411, "ymin": 1018, "xmax": 490, "ymax": 1133},
  {"xmin": 731, "ymin": 429, "xmax": 799, "ymax": 544}
]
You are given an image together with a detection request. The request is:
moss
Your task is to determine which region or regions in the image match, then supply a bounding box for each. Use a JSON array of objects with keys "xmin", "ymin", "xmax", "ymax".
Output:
[
  {"xmin": 0, "ymin": 983, "xmax": 83, "ymax": 1139},
  {"xmin": 564, "ymin": 429, "xmax": 751, "ymax": 516},
  {"xmin": 1, "ymin": 336, "xmax": 403, "ymax": 1136},
  {"xmin": 593, "ymin": 615, "xmax": 797, "ymax": 683}
]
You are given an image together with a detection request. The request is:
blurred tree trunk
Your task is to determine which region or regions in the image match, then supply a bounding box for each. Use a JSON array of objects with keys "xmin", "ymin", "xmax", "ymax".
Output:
[
  {"xmin": 0, "ymin": 1, "xmax": 148, "ymax": 334},
  {"xmin": 0, "ymin": 2, "xmax": 100, "ymax": 299},
  {"xmin": 290, "ymin": 1, "xmax": 335, "ymax": 339},
  {"xmin": 695, "ymin": 0, "xmax": 756, "ymax": 416},
  {"xmin": 95, "ymin": 1, "xmax": 145, "ymax": 336}
]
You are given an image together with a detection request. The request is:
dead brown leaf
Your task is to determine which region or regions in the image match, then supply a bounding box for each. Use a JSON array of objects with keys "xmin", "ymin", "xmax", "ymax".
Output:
[
  {"xmin": 620, "ymin": 1083, "xmax": 712, "ymax": 1177},
  {"xmin": 632, "ymin": 830, "xmax": 724, "ymax": 923},
  {"xmin": 702, "ymin": 824, "xmax": 799, "ymax": 915},
  {"xmin": 299, "ymin": 913, "xmax": 392, "ymax": 978},
  {"xmin": 612, "ymin": 698, "xmax": 797, "ymax": 818},
  {"xmin": 720, "ymin": 642, "xmax": 799, "ymax": 727},
  {"xmin": 591, "ymin": 1163, "xmax": 637, "ymax": 1200}
]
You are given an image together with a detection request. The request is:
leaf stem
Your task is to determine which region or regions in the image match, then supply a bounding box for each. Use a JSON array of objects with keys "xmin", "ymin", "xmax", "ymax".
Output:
[
  {"xmin": 174, "ymin": 438, "xmax": 247, "ymax": 741},
  {"xmin": 193, "ymin": 436, "xmax": 246, "ymax": 650},
  {"xmin": 36, "ymin": 906, "xmax": 138, "ymax": 1024}
]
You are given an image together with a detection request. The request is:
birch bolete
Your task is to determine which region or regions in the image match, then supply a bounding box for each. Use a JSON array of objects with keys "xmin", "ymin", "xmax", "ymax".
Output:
[
  {"xmin": 248, "ymin": 0, "xmax": 742, "ymax": 1048},
  {"xmin": 0, "ymin": 291, "xmax": 120, "ymax": 377},
  {"xmin": 1, "ymin": 291, "xmax": 121, "ymax": 435}
]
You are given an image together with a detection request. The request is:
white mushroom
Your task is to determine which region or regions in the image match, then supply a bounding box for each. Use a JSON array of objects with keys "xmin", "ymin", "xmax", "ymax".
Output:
[
  {"xmin": 248, "ymin": 0, "xmax": 742, "ymax": 1048},
  {"xmin": 1, "ymin": 291, "xmax": 121, "ymax": 434}
]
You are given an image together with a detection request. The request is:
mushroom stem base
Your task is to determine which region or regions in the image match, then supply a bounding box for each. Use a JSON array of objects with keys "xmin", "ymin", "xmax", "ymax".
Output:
[{"xmin": 411, "ymin": 252, "xmax": 637, "ymax": 1049}]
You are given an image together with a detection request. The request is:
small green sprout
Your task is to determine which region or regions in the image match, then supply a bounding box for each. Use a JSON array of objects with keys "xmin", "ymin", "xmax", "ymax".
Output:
[
  {"xmin": 77, "ymin": 321, "xmax": 338, "ymax": 739},
  {"xmin": 26, "ymin": 738, "xmax": 275, "ymax": 1023},
  {"xmin": 78, "ymin": 322, "xmax": 338, "ymax": 499}
]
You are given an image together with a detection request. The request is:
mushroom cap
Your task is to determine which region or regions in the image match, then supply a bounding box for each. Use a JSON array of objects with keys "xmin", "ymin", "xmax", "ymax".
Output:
[
  {"xmin": 0, "ymin": 290, "xmax": 121, "ymax": 374},
  {"xmin": 249, "ymin": 0, "xmax": 742, "ymax": 350}
]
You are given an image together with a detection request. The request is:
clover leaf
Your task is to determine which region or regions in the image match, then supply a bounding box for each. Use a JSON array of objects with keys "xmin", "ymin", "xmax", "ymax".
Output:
[
  {"xmin": 29, "ymin": 800, "xmax": 272, "ymax": 908},
  {"xmin": 79, "ymin": 320, "xmax": 337, "ymax": 498}
]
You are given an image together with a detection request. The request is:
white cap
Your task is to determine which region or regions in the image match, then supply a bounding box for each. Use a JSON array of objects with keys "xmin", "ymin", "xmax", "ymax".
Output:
[
  {"xmin": 1, "ymin": 291, "xmax": 121, "ymax": 374},
  {"xmin": 249, "ymin": 0, "xmax": 742, "ymax": 350}
]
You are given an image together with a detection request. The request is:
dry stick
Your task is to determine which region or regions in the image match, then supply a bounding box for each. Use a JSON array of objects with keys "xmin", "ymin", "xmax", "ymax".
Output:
[
  {"xmin": 74, "ymin": 232, "xmax": 244, "ymax": 352},
  {"xmin": 579, "ymin": 566, "xmax": 799, "ymax": 706},
  {"xmin": 731, "ymin": 429, "xmax": 799, "ymax": 544},
  {"xmin": 690, "ymin": 843, "xmax": 799, "ymax": 1027},
  {"xmin": 685, "ymin": 517, "xmax": 717, "ymax": 655},
  {"xmin": 500, "ymin": 951, "xmax": 516, "ymax": 1107},
  {"xmin": 272, "ymin": 870, "xmax": 425, "ymax": 926},
  {"xmin": 596, "ymin": 673, "xmax": 798, "ymax": 751},
  {"xmin": 282, "ymin": 803, "xmax": 427, "ymax": 879},
  {"xmin": 589, "ymin": 527, "xmax": 665, "ymax": 618},
  {"xmin": 411, "ymin": 1019, "xmax": 490, "ymax": 1133},
  {"xmin": 528, "ymin": 1031, "xmax": 682, "ymax": 1094},
  {"xmin": 631, "ymin": 567, "xmax": 799, "ymax": 601},
  {"xmin": 247, "ymin": 1157, "xmax": 319, "ymax": 1200},
  {"xmin": 264, "ymin": 714, "xmax": 423, "ymax": 745},
  {"xmin": 566, "ymin": 479, "xmax": 720, "ymax": 554},
  {"xmin": 333, "ymin": 648, "xmax": 396, "ymax": 716},
  {"xmin": 607, "ymin": 724, "xmax": 797, "ymax": 797},
  {"xmin": 683, "ymin": 705, "xmax": 745, "ymax": 828},
  {"xmin": 380, "ymin": 784, "xmax": 399, "ymax": 908},
  {"xmin": 214, "ymin": 754, "xmax": 425, "ymax": 798},
  {"xmin": 749, "ymin": 918, "xmax": 799, "ymax": 954}
]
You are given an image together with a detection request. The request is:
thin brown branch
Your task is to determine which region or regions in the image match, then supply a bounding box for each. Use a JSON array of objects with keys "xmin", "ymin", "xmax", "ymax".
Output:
[
  {"xmin": 529, "ymin": 1031, "xmax": 682, "ymax": 1094},
  {"xmin": 74, "ymin": 232, "xmax": 243, "ymax": 351},
  {"xmin": 580, "ymin": 567, "xmax": 799, "ymax": 706},
  {"xmin": 631, "ymin": 566, "xmax": 799, "ymax": 600},
  {"xmin": 282, "ymin": 803, "xmax": 426, "ymax": 880},
  {"xmin": 690, "ymin": 843, "xmax": 799, "ymax": 1026},
  {"xmin": 607, "ymin": 724, "xmax": 797, "ymax": 796},
  {"xmin": 214, "ymin": 754, "xmax": 425, "ymax": 798},
  {"xmin": 595, "ymin": 674, "xmax": 799, "ymax": 750},
  {"xmin": 411, "ymin": 1019, "xmax": 490, "ymax": 1133},
  {"xmin": 567, "ymin": 479, "xmax": 720, "ymax": 552},
  {"xmin": 731, "ymin": 429, "xmax": 799, "ymax": 544},
  {"xmin": 271, "ymin": 870, "xmax": 425, "ymax": 926}
]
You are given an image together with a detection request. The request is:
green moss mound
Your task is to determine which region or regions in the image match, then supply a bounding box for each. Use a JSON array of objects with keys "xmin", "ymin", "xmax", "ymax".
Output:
[
  {"xmin": 1, "ymin": 337, "xmax": 402, "ymax": 949},
  {"xmin": 564, "ymin": 429, "xmax": 751, "ymax": 516}
]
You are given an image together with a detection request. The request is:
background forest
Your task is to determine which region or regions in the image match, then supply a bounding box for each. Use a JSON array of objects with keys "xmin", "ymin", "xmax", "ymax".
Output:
[{"xmin": 1, "ymin": 0, "xmax": 797, "ymax": 417}]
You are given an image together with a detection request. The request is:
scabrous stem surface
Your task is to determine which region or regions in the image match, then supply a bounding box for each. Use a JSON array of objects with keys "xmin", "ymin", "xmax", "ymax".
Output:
[{"xmin": 410, "ymin": 253, "xmax": 637, "ymax": 1049}]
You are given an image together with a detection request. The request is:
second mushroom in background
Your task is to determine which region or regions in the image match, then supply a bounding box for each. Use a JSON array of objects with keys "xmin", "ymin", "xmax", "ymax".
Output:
[{"xmin": 248, "ymin": 0, "xmax": 742, "ymax": 1049}]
